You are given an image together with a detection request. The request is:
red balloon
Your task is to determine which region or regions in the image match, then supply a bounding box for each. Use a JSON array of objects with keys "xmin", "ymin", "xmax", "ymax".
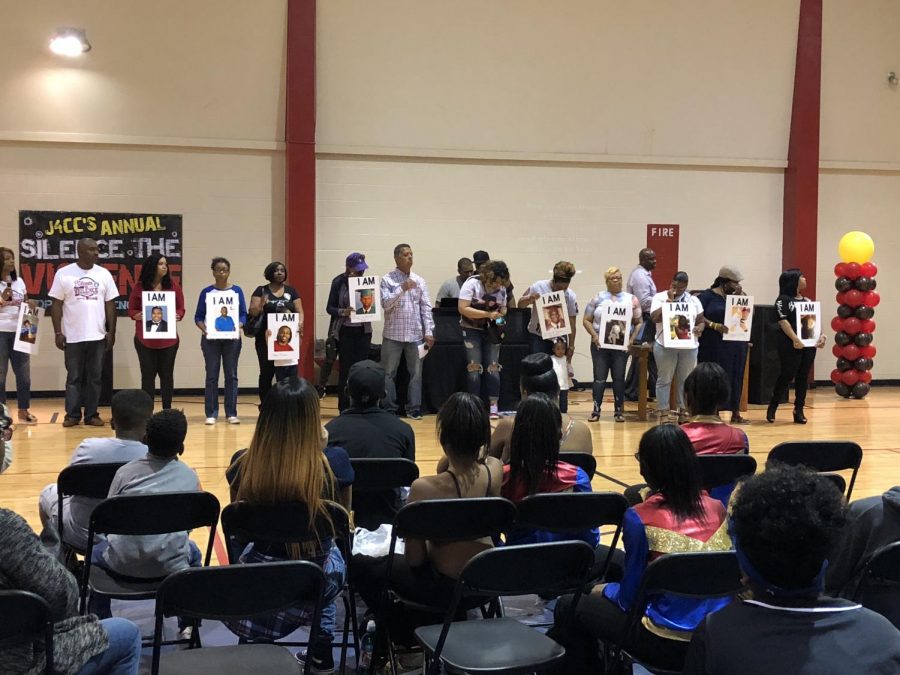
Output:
[
  {"xmin": 863, "ymin": 290, "xmax": 881, "ymax": 307},
  {"xmin": 860, "ymin": 262, "xmax": 877, "ymax": 277},
  {"xmin": 836, "ymin": 292, "xmax": 847, "ymax": 305},
  {"xmin": 845, "ymin": 262, "xmax": 861, "ymax": 280},
  {"xmin": 860, "ymin": 319, "xmax": 876, "ymax": 333},
  {"xmin": 859, "ymin": 344, "xmax": 877, "ymax": 359},
  {"xmin": 834, "ymin": 262, "xmax": 847, "ymax": 277},
  {"xmin": 857, "ymin": 371, "xmax": 873, "ymax": 384},
  {"xmin": 844, "ymin": 290, "xmax": 864, "ymax": 308},
  {"xmin": 842, "ymin": 317, "xmax": 861, "ymax": 335},
  {"xmin": 830, "ymin": 316, "xmax": 845, "ymax": 332},
  {"xmin": 830, "ymin": 369, "xmax": 843, "ymax": 385},
  {"xmin": 841, "ymin": 369, "xmax": 859, "ymax": 386},
  {"xmin": 831, "ymin": 344, "xmax": 844, "ymax": 358},
  {"xmin": 842, "ymin": 344, "xmax": 861, "ymax": 361}
]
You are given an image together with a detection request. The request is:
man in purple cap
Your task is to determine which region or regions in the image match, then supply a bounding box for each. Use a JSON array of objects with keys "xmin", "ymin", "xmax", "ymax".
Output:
[{"xmin": 326, "ymin": 252, "xmax": 373, "ymax": 411}]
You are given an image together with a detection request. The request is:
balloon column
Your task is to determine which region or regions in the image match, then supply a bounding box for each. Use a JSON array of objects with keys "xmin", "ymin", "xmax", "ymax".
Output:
[{"xmin": 831, "ymin": 232, "xmax": 878, "ymax": 399}]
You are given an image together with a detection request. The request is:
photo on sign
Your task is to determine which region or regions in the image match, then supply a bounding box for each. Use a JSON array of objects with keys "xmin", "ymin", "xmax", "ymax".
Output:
[
  {"xmin": 267, "ymin": 313, "xmax": 300, "ymax": 363},
  {"xmin": 723, "ymin": 295, "xmax": 753, "ymax": 342},
  {"xmin": 142, "ymin": 291, "xmax": 176, "ymax": 340},
  {"xmin": 536, "ymin": 292, "xmax": 570, "ymax": 340},
  {"xmin": 662, "ymin": 302, "xmax": 697, "ymax": 349},
  {"xmin": 795, "ymin": 301, "xmax": 821, "ymax": 347},
  {"xmin": 349, "ymin": 275, "xmax": 381, "ymax": 323},
  {"xmin": 598, "ymin": 302, "xmax": 632, "ymax": 352},
  {"xmin": 13, "ymin": 305, "xmax": 43, "ymax": 355},
  {"xmin": 205, "ymin": 290, "xmax": 240, "ymax": 340}
]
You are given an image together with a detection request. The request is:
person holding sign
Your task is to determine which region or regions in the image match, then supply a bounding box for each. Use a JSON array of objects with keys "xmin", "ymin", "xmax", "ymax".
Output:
[
  {"xmin": 128, "ymin": 253, "xmax": 185, "ymax": 410},
  {"xmin": 697, "ymin": 265, "xmax": 750, "ymax": 424},
  {"xmin": 767, "ymin": 269, "xmax": 826, "ymax": 424},
  {"xmin": 582, "ymin": 267, "xmax": 642, "ymax": 423},
  {"xmin": 249, "ymin": 261, "xmax": 303, "ymax": 405},
  {"xmin": 194, "ymin": 257, "xmax": 247, "ymax": 425},
  {"xmin": 649, "ymin": 271, "xmax": 705, "ymax": 422},
  {"xmin": 0, "ymin": 246, "xmax": 37, "ymax": 424},
  {"xmin": 519, "ymin": 261, "xmax": 578, "ymax": 356}
]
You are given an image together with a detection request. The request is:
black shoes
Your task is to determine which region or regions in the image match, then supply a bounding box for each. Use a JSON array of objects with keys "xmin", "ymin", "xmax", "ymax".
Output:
[{"xmin": 793, "ymin": 408, "xmax": 807, "ymax": 424}]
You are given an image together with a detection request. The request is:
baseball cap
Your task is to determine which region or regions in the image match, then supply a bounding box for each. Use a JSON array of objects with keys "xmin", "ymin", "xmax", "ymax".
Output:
[
  {"xmin": 472, "ymin": 250, "xmax": 490, "ymax": 266},
  {"xmin": 347, "ymin": 360, "xmax": 385, "ymax": 404},
  {"xmin": 718, "ymin": 265, "xmax": 744, "ymax": 283},
  {"xmin": 346, "ymin": 252, "xmax": 368, "ymax": 273}
]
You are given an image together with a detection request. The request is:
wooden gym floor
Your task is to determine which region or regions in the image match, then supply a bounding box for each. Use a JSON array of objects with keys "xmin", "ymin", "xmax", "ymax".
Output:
[{"xmin": 3, "ymin": 387, "xmax": 898, "ymax": 565}]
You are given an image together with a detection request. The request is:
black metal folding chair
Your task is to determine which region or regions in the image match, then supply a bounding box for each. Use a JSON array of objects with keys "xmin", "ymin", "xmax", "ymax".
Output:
[
  {"xmin": 695, "ymin": 454, "xmax": 757, "ymax": 492},
  {"xmin": 558, "ymin": 451, "xmax": 597, "ymax": 478},
  {"xmin": 767, "ymin": 441, "xmax": 862, "ymax": 499},
  {"xmin": 608, "ymin": 551, "xmax": 743, "ymax": 674},
  {"xmin": 80, "ymin": 491, "xmax": 220, "ymax": 626},
  {"xmin": 220, "ymin": 500, "xmax": 358, "ymax": 672},
  {"xmin": 0, "ymin": 590, "xmax": 54, "ymax": 674},
  {"xmin": 349, "ymin": 457, "xmax": 419, "ymax": 531},
  {"xmin": 414, "ymin": 541, "xmax": 595, "ymax": 675},
  {"xmin": 151, "ymin": 561, "xmax": 325, "ymax": 675},
  {"xmin": 853, "ymin": 541, "xmax": 900, "ymax": 629},
  {"xmin": 56, "ymin": 462, "xmax": 127, "ymax": 560}
]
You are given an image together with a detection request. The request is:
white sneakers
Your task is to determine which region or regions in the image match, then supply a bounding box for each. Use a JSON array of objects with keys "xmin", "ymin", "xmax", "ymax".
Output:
[
  {"xmin": 227, "ymin": 417, "xmax": 240, "ymax": 425},
  {"xmin": 205, "ymin": 417, "xmax": 216, "ymax": 425}
]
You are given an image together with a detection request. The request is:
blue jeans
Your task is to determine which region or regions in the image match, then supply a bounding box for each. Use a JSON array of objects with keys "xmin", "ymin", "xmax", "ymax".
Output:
[
  {"xmin": 591, "ymin": 343, "xmax": 627, "ymax": 413},
  {"xmin": 76, "ymin": 618, "xmax": 141, "ymax": 675},
  {"xmin": 462, "ymin": 329, "xmax": 500, "ymax": 402},
  {"xmin": 381, "ymin": 338, "xmax": 422, "ymax": 414},
  {"xmin": 0, "ymin": 331, "xmax": 31, "ymax": 409},
  {"xmin": 653, "ymin": 342, "xmax": 698, "ymax": 413},
  {"xmin": 64, "ymin": 340, "xmax": 106, "ymax": 421},
  {"xmin": 201, "ymin": 336, "xmax": 241, "ymax": 418}
]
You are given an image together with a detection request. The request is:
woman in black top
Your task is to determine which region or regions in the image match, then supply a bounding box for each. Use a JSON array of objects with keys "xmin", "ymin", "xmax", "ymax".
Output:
[
  {"xmin": 326, "ymin": 252, "xmax": 372, "ymax": 411},
  {"xmin": 767, "ymin": 269, "xmax": 826, "ymax": 424},
  {"xmin": 248, "ymin": 261, "xmax": 303, "ymax": 404}
]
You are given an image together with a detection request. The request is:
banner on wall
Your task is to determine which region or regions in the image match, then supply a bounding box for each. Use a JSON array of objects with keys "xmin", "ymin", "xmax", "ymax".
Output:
[{"xmin": 18, "ymin": 211, "xmax": 183, "ymax": 317}]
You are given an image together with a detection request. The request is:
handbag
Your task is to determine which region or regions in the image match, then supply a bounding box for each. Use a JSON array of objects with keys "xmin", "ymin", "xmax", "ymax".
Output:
[{"xmin": 243, "ymin": 313, "xmax": 262, "ymax": 337}]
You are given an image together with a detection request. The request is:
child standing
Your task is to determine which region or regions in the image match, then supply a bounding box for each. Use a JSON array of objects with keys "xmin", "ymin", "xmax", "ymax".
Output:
[{"xmin": 551, "ymin": 338, "xmax": 572, "ymax": 413}]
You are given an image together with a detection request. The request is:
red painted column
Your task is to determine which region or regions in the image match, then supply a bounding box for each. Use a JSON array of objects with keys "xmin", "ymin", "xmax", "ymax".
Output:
[
  {"xmin": 285, "ymin": 0, "xmax": 317, "ymax": 379},
  {"xmin": 783, "ymin": 0, "xmax": 822, "ymax": 297}
]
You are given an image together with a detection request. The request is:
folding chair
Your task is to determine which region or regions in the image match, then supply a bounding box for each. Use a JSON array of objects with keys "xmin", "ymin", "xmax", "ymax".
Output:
[
  {"xmin": 514, "ymin": 492, "xmax": 628, "ymax": 582},
  {"xmin": 414, "ymin": 541, "xmax": 596, "ymax": 675},
  {"xmin": 696, "ymin": 454, "xmax": 756, "ymax": 491},
  {"xmin": 609, "ymin": 551, "xmax": 743, "ymax": 674},
  {"xmin": 80, "ymin": 491, "xmax": 220, "ymax": 622},
  {"xmin": 151, "ymin": 561, "xmax": 325, "ymax": 675},
  {"xmin": 220, "ymin": 500, "xmax": 359, "ymax": 672},
  {"xmin": 558, "ymin": 451, "xmax": 597, "ymax": 479},
  {"xmin": 56, "ymin": 462, "xmax": 127, "ymax": 561},
  {"xmin": 767, "ymin": 441, "xmax": 862, "ymax": 499},
  {"xmin": 382, "ymin": 498, "xmax": 518, "ymax": 669},
  {"xmin": 349, "ymin": 457, "xmax": 419, "ymax": 531},
  {"xmin": 0, "ymin": 590, "xmax": 53, "ymax": 674},
  {"xmin": 853, "ymin": 541, "xmax": 900, "ymax": 629}
]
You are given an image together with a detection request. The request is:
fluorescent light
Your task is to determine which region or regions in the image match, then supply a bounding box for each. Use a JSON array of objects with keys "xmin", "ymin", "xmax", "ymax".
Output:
[{"xmin": 49, "ymin": 28, "xmax": 91, "ymax": 57}]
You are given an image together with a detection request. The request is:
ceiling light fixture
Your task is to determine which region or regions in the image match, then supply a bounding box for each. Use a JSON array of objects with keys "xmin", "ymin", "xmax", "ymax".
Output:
[{"xmin": 49, "ymin": 27, "xmax": 91, "ymax": 57}]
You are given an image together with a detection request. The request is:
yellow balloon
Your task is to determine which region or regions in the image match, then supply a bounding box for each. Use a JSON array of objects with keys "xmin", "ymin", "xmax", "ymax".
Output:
[{"xmin": 838, "ymin": 231, "xmax": 875, "ymax": 263}]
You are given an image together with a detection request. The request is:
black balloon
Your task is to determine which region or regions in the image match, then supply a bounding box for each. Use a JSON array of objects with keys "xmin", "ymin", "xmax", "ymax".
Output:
[
  {"xmin": 834, "ymin": 331, "xmax": 851, "ymax": 346},
  {"xmin": 870, "ymin": 278, "xmax": 877, "ymax": 290},
  {"xmin": 851, "ymin": 382, "xmax": 870, "ymax": 399},
  {"xmin": 854, "ymin": 357, "xmax": 873, "ymax": 371},
  {"xmin": 854, "ymin": 332, "xmax": 873, "ymax": 347},
  {"xmin": 835, "ymin": 382, "xmax": 852, "ymax": 398},
  {"xmin": 855, "ymin": 305, "xmax": 875, "ymax": 320},
  {"xmin": 835, "ymin": 276, "xmax": 852, "ymax": 292},
  {"xmin": 836, "ymin": 357, "xmax": 851, "ymax": 372},
  {"xmin": 838, "ymin": 304, "xmax": 855, "ymax": 319},
  {"xmin": 854, "ymin": 276, "xmax": 872, "ymax": 291}
]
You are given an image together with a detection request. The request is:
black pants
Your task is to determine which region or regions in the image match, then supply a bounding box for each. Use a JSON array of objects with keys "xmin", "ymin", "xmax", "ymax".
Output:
[
  {"xmin": 770, "ymin": 337, "xmax": 816, "ymax": 410},
  {"xmin": 624, "ymin": 317, "xmax": 657, "ymax": 400},
  {"xmin": 254, "ymin": 337, "xmax": 297, "ymax": 403},
  {"xmin": 337, "ymin": 325, "xmax": 371, "ymax": 411},
  {"xmin": 133, "ymin": 338, "xmax": 179, "ymax": 409}
]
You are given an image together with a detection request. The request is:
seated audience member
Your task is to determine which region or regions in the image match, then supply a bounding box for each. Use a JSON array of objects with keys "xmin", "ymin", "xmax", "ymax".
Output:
[
  {"xmin": 490, "ymin": 353, "xmax": 593, "ymax": 462},
  {"xmin": 680, "ymin": 362, "xmax": 749, "ymax": 455},
  {"xmin": 325, "ymin": 359, "xmax": 414, "ymax": 529},
  {"xmin": 502, "ymin": 393, "xmax": 597, "ymax": 547},
  {"xmin": 826, "ymin": 484, "xmax": 900, "ymax": 624},
  {"xmin": 0, "ymin": 403, "xmax": 12, "ymax": 474},
  {"xmin": 38, "ymin": 389, "xmax": 153, "ymax": 555},
  {"xmin": 352, "ymin": 393, "xmax": 503, "ymax": 646},
  {"xmin": 551, "ymin": 424, "xmax": 731, "ymax": 674},
  {"xmin": 684, "ymin": 465, "xmax": 900, "ymax": 674},
  {"xmin": 89, "ymin": 409, "xmax": 200, "ymax": 629},
  {"xmin": 226, "ymin": 377, "xmax": 353, "ymax": 673},
  {"xmin": 0, "ymin": 507, "xmax": 142, "ymax": 674}
]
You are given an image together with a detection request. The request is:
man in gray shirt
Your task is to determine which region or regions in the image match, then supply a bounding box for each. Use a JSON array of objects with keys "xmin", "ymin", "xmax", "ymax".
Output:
[
  {"xmin": 625, "ymin": 248, "xmax": 658, "ymax": 400},
  {"xmin": 435, "ymin": 257, "xmax": 475, "ymax": 305}
]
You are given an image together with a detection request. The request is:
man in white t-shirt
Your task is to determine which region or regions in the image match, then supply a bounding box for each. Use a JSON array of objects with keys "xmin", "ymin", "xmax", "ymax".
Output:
[{"xmin": 49, "ymin": 238, "xmax": 118, "ymax": 427}]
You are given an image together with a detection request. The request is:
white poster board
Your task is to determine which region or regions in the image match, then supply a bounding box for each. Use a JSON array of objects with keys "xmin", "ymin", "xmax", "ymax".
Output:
[
  {"xmin": 662, "ymin": 301, "xmax": 698, "ymax": 349},
  {"xmin": 795, "ymin": 301, "xmax": 821, "ymax": 347},
  {"xmin": 205, "ymin": 290, "xmax": 240, "ymax": 340},
  {"xmin": 141, "ymin": 291, "xmax": 176, "ymax": 340},
  {"xmin": 598, "ymin": 302, "xmax": 631, "ymax": 351},
  {"xmin": 536, "ymin": 290, "xmax": 571, "ymax": 340},
  {"xmin": 13, "ymin": 304, "xmax": 43, "ymax": 355},
  {"xmin": 267, "ymin": 312, "xmax": 300, "ymax": 362},
  {"xmin": 722, "ymin": 295, "xmax": 753, "ymax": 343},
  {"xmin": 349, "ymin": 275, "xmax": 381, "ymax": 323}
]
